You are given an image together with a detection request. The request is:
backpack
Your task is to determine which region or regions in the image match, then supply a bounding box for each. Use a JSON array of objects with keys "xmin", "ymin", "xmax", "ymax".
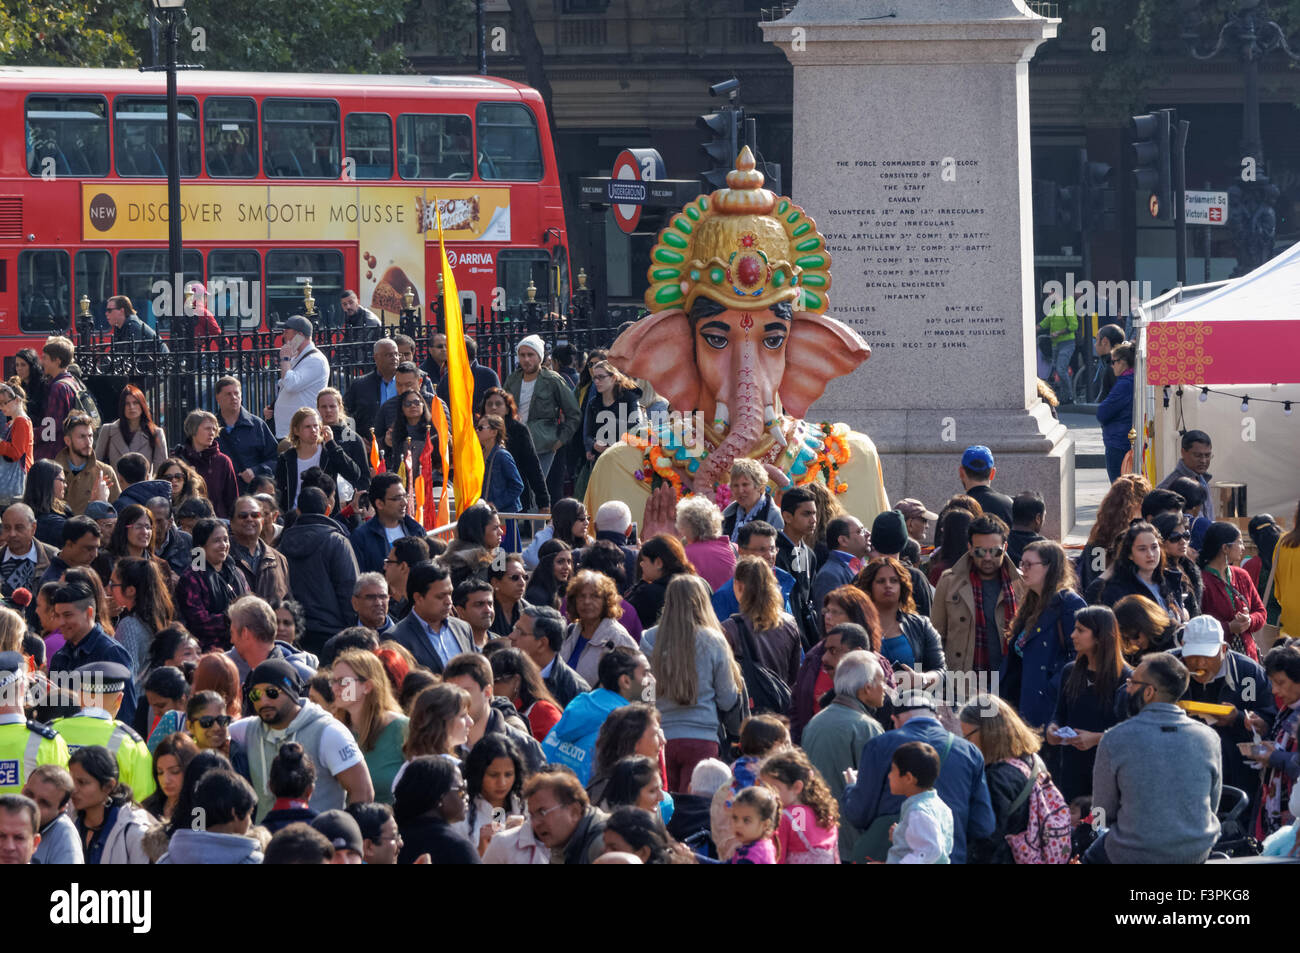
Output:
[
  {"xmin": 67, "ymin": 375, "xmax": 101, "ymax": 431},
  {"xmin": 727, "ymin": 613, "xmax": 793, "ymax": 716},
  {"xmin": 1003, "ymin": 755, "xmax": 1072, "ymax": 864}
]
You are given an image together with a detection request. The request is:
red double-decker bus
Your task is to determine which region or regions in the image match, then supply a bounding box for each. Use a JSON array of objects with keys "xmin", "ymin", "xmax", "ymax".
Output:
[{"xmin": 0, "ymin": 67, "xmax": 570, "ymax": 353}]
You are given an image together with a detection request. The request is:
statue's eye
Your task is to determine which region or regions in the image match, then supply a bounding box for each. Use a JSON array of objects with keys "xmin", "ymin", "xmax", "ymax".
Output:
[
  {"xmin": 762, "ymin": 333, "xmax": 786, "ymax": 350},
  {"xmin": 702, "ymin": 333, "xmax": 728, "ymax": 350}
]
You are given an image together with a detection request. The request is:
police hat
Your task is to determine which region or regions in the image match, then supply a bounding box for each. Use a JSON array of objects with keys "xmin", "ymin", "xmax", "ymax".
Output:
[
  {"xmin": 0, "ymin": 651, "xmax": 23, "ymax": 675},
  {"xmin": 73, "ymin": 661, "xmax": 131, "ymax": 694}
]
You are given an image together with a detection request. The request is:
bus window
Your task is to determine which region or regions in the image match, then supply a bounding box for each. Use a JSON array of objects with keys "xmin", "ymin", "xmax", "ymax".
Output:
[
  {"xmin": 263, "ymin": 99, "xmax": 341, "ymax": 178},
  {"xmin": 265, "ymin": 250, "xmax": 343, "ymax": 329},
  {"xmin": 345, "ymin": 113, "xmax": 393, "ymax": 179},
  {"xmin": 476, "ymin": 103, "xmax": 542, "ymax": 181},
  {"xmin": 205, "ymin": 97, "xmax": 259, "ymax": 177},
  {"xmin": 114, "ymin": 97, "xmax": 201, "ymax": 177},
  {"xmin": 497, "ymin": 250, "xmax": 551, "ymax": 313},
  {"xmin": 75, "ymin": 251, "xmax": 114, "ymax": 331},
  {"xmin": 117, "ymin": 249, "xmax": 203, "ymax": 334},
  {"xmin": 207, "ymin": 250, "xmax": 262, "ymax": 332},
  {"xmin": 25, "ymin": 95, "xmax": 109, "ymax": 178},
  {"xmin": 18, "ymin": 250, "xmax": 71, "ymax": 334},
  {"xmin": 396, "ymin": 114, "xmax": 472, "ymax": 180}
]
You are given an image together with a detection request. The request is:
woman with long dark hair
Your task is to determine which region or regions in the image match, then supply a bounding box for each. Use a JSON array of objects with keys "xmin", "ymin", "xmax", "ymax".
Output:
[
  {"xmin": 140, "ymin": 732, "xmax": 200, "ymax": 823},
  {"xmin": 489, "ymin": 647, "xmax": 562, "ymax": 742},
  {"xmin": 1097, "ymin": 521, "xmax": 1182, "ymax": 622},
  {"xmin": 443, "ymin": 501, "xmax": 504, "ymax": 587},
  {"xmin": 1112, "ymin": 594, "xmax": 1178, "ymax": 662},
  {"xmin": 524, "ymin": 539, "xmax": 572, "ymax": 612},
  {"xmin": 856, "ymin": 556, "xmax": 945, "ymax": 689},
  {"xmin": 481, "ymin": 386, "xmax": 548, "ymax": 514},
  {"xmin": 103, "ymin": 503, "xmax": 175, "ymax": 586},
  {"xmin": 551, "ymin": 498, "xmax": 592, "ymax": 549},
  {"xmin": 23, "ymin": 458, "xmax": 68, "ymax": 547},
  {"xmin": 577, "ymin": 360, "xmax": 642, "ymax": 498},
  {"xmin": 95, "ymin": 384, "xmax": 168, "ymax": 469},
  {"xmin": 926, "ymin": 507, "xmax": 977, "ymax": 586},
  {"xmin": 12, "ymin": 347, "xmax": 46, "ymax": 423},
  {"xmin": 1152, "ymin": 511, "xmax": 1203, "ymax": 618},
  {"xmin": 68, "ymin": 745, "xmax": 154, "ymax": 864},
  {"xmin": 156, "ymin": 457, "xmax": 207, "ymax": 510},
  {"xmin": 1003, "ymin": 540, "xmax": 1086, "ymax": 728},
  {"xmin": 587, "ymin": 703, "xmax": 664, "ymax": 807},
  {"xmin": 1046, "ymin": 605, "xmax": 1131, "ymax": 802},
  {"xmin": 626, "ymin": 534, "xmax": 697, "ymax": 630},
  {"xmin": 385, "ymin": 390, "xmax": 433, "ymax": 475},
  {"xmin": 461, "ymin": 733, "xmax": 528, "ymax": 854},
  {"xmin": 109, "ymin": 556, "xmax": 174, "ymax": 677},
  {"xmin": 174, "ymin": 517, "xmax": 249, "ymax": 651},
  {"xmin": 1198, "ymin": 521, "xmax": 1267, "ymax": 661},
  {"xmin": 393, "ymin": 756, "xmax": 479, "ymax": 864}
]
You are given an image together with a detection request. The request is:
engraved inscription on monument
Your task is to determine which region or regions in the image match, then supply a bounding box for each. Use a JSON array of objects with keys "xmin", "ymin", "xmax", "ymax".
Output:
[{"xmin": 820, "ymin": 157, "xmax": 1005, "ymax": 356}]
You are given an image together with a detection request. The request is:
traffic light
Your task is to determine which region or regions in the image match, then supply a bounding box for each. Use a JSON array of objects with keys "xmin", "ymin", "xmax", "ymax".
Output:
[
  {"xmin": 1131, "ymin": 110, "xmax": 1172, "ymax": 220},
  {"xmin": 698, "ymin": 106, "xmax": 740, "ymax": 190},
  {"xmin": 1078, "ymin": 149, "xmax": 1117, "ymax": 231}
]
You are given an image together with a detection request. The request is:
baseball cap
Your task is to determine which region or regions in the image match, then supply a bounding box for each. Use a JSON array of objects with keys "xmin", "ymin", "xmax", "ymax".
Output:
[
  {"xmin": 896, "ymin": 498, "xmax": 938, "ymax": 522},
  {"xmin": 894, "ymin": 690, "xmax": 938, "ymax": 713},
  {"xmin": 283, "ymin": 315, "xmax": 314, "ymax": 339},
  {"xmin": 248, "ymin": 659, "xmax": 304, "ymax": 697},
  {"xmin": 1178, "ymin": 615, "xmax": 1226, "ymax": 658},
  {"xmin": 85, "ymin": 501, "xmax": 117, "ymax": 521},
  {"xmin": 312, "ymin": 810, "xmax": 364, "ymax": 856},
  {"xmin": 961, "ymin": 445, "xmax": 995, "ymax": 473}
]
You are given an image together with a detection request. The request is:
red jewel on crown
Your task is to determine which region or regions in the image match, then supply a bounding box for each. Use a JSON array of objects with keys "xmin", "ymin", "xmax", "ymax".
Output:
[
  {"xmin": 740, "ymin": 233, "xmax": 756, "ymax": 248},
  {"xmin": 735, "ymin": 254, "xmax": 763, "ymax": 288}
]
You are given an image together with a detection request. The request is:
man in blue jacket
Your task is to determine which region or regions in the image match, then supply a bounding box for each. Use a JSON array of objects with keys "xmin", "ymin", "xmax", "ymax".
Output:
[
  {"xmin": 1095, "ymin": 341, "xmax": 1135, "ymax": 483},
  {"xmin": 842, "ymin": 691, "xmax": 995, "ymax": 863},
  {"xmin": 541, "ymin": 647, "xmax": 651, "ymax": 785},
  {"xmin": 349, "ymin": 473, "xmax": 428, "ymax": 574},
  {"xmin": 215, "ymin": 376, "xmax": 280, "ymax": 492}
]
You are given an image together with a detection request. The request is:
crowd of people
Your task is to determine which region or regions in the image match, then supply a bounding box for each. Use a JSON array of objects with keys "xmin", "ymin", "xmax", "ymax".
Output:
[{"xmin": 0, "ymin": 324, "xmax": 1295, "ymax": 867}]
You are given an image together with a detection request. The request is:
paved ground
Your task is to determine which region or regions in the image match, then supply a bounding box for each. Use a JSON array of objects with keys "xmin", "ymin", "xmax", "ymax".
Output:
[{"xmin": 1061, "ymin": 410, "xmax": 1108, "ymax": 545}]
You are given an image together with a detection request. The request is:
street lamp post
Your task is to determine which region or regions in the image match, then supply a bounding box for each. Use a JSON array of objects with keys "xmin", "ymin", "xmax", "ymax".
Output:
[
  {"xmin": 141, "ymin": 0, "xmax": 201, "ymax": 348},
  {"xmin": 1186, "ymin": 0, "xmax": 1298, "ymax": 275}
]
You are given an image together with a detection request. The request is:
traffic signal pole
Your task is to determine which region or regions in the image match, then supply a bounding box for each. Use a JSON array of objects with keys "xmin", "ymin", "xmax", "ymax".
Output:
[{"xmin": 1173, "ymin": 119, "xmax": 1189, "ymax": 286}]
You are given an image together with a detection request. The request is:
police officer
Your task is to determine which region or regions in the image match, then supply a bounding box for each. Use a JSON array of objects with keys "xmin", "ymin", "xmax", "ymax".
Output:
[
  {"xmin": 51, "ymin": 661, "xmax": 154, "ymax": 800},
  {"xmin": 0, "ymin": 652, "xmax": 68, "ymax": 795}
]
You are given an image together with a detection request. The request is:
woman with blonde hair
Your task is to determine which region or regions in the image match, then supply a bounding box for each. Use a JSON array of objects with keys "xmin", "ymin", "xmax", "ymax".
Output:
[
  {"xmin": 403, "ymin": 682, "xmax": 473, "ymax": 761},
  {"xmin": 0, "ymin": 381, "xmax": 33, "ymax": 502},
  {"xmin": 274, "ymin": 406, "xmax": 363, "ymax": 513},
  {"xmin": 642, "ymin": 574, "xmax": 740, "ymax": 792},
  {"xmin": 0, "ymin": 605, "xmax": 25, "ymax": 653},
  {"xmin": 959, "ymin": 694, "xmax": 1067, "ymax": 864},
  {"xmin": 720, "ymin": 556, "xmax": 802, "ymax": 689},
  {"xmin": 675, "ymin": 495, "xmax": 735, "ymax": 593},
  {"xmin": 559, "ymin": 569, "xmax": 637, "ymax": 685},
  {"xmin": 331, "ymin": 649, "xmax": 408, "ymax": 804}
]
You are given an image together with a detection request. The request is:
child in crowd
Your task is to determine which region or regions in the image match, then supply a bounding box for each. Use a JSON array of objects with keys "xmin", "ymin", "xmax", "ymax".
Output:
[
  {"xmin": 727, "ymin": 786, "xmax": 779, "ymax": 865},
  {"xmin": 711, "ymin": 714, "xmax": 790, "ymax": 860},
  {"xmin": 886, "ymin": 741, "xmax": 953, "ymax": 865},
  {"xmin": 1069, "ymin": 795, "xmax": 1097, "ymax": 860},
  {"xmin": 760, "ymin": 749, "xmax": 839, "ymax": 864}
]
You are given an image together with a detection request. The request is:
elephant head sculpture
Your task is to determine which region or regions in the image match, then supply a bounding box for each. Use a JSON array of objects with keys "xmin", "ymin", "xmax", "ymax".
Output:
[{"xmin": 608, "ymin": 148, "xmax": 870, "ymax": 500}]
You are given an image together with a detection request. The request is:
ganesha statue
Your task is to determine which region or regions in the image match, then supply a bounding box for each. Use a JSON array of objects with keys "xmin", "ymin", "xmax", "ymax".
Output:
[{"xmin": 583, "ymin": 147, "xmax": 889, "ymax": 523}]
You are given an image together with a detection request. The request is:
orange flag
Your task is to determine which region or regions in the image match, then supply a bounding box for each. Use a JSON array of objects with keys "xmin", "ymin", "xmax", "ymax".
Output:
[
  {"xmin": 369, "ymin": 431, "xmax": 384, "ymax": 474},
  {"xmin": 435, "ymin": 197, "xmax": 484, "ymax": 513}
]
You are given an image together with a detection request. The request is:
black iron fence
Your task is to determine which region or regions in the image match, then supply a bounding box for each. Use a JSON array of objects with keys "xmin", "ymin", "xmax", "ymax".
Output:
[{"xmin": 71, "ymin": 292, "xmax": 634, "ymax": 449}]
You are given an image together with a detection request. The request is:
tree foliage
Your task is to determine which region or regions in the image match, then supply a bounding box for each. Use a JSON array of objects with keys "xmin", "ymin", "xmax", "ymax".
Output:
[{"xmin": 1057, "ymin": 0, "xmax": 1300, "ymax": 117}]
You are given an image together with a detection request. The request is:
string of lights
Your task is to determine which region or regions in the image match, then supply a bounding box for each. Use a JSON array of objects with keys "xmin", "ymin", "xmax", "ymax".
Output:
[{"xmin": 1164, "ymin": 385, "xmax": 1293, "ymax": 416}]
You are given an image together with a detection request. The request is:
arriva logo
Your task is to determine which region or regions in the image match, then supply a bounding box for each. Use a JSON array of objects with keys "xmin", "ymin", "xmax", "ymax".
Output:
[{"xmin": 445, "ymin": 250, "xmax": 494, "ymax": 269}]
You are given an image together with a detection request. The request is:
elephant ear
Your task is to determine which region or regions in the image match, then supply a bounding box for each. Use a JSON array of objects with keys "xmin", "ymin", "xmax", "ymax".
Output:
[
  {"xmin": 608, "ymin": 309, "xmax": 699, "ymax": 411},
  {"xmin": 778, "ymin": 311, "xmax": 871, "ymax": 418}
]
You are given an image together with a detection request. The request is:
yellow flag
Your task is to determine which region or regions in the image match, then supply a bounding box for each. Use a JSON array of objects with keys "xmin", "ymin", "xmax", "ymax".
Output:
[{"xmin": 435, "ymin": 198, "xmax": 484, "ymax": 513}]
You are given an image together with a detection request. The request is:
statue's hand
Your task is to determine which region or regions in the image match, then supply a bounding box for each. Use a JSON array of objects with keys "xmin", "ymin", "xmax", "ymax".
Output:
[{"xmin": 642, "ymin": 482, "xmax": 679, "ymax": 540}]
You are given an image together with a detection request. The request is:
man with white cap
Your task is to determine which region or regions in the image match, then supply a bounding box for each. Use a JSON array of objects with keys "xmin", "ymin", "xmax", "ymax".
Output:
[
  {"xmin": 268, "ymin": 315, "xmax": 330, "ymax": 439},
  {"xmin": 504, "ymin": 335, "xmax": 580, "ymax": 485},
  {"xmin": 1175, "ymin": 614, "xmax": 1276, "ymax": 809}
]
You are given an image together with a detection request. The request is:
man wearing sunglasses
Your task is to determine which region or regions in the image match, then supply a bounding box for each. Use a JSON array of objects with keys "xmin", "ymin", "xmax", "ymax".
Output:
[
  {"xmin": 932, "ymin": 515, "xmax": 1025, "ymax": 679},
  {"xmin": 229, "ymin": 658, "xmax": 374, "ymax": 821}
]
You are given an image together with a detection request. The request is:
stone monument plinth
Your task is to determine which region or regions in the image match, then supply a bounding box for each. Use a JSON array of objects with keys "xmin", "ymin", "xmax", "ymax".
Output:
[{"xmin": 762, "ymin": 0, "xmax": 1074, "ymax": 536}]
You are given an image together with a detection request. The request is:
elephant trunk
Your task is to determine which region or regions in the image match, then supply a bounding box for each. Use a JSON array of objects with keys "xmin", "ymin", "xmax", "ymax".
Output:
[{"xmin": 696, "ymin": 341, "xmax": 767, "ymax": 504}]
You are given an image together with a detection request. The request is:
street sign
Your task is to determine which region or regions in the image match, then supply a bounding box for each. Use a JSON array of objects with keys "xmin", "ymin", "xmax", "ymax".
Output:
[
  {"xmin": 1185, "ymin": 190, "xmax": 1228, "ymax": 226},
  {"xmin": 610, "ymin": 148, "xmax": 665, "ymax": 235}
]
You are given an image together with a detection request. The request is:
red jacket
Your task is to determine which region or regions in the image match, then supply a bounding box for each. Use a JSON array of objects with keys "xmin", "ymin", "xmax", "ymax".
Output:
[
  {"xmin": 1200, "ymin": 564, "xmax": 1266, "ymax": 661},
  {"xmin": 178, "ymin": 442, "xmax": 238, "ymax": 521}
]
